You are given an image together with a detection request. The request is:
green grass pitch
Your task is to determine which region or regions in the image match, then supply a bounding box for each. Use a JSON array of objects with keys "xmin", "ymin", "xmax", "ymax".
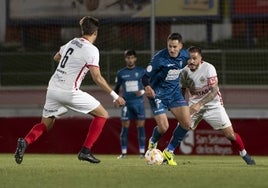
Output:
[{"xmin": 0, "ymin": 154, "xmax": 267, "ymax": 188}]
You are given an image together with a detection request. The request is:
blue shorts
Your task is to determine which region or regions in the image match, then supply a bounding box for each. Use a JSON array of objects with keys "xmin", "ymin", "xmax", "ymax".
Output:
[
  {"xmin": 148, "ymin": 93, "xmax": 188, "ymax": 116},
  {"xmin": 121, "ymin": 100, "xmax": 146, "ymax": 121}
]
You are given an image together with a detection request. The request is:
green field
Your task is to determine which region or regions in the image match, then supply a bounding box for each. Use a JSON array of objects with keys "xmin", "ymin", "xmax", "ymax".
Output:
[{"xmin": 0, "ymin": 154, "xmax": 267, "ymax": 188}]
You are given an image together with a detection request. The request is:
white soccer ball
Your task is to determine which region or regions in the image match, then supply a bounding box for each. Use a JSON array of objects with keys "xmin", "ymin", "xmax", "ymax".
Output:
[{"xmin": 145, "ymin": 149, "xmax": 164, "ymax": 165}]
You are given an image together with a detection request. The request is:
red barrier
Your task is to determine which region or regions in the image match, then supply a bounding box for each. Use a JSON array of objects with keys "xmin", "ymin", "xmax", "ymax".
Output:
[{"xmin": 0, "ymin": 117, "xmax": 267, "ymax": 155}]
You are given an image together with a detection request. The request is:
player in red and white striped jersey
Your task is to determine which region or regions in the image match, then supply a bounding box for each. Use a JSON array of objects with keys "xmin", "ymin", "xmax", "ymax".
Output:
[
  {"xmin": 166, "ymin": 46, "xmax": 255, "ymax": 165},
  {"xmin": 14, "ymin": 16, "xmax": 125, "ymax": 164}
]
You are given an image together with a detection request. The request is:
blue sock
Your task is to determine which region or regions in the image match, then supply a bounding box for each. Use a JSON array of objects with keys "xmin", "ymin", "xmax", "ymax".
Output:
[
  {"xmin": 167, "ymin": 124, "xmax": 188, "ymax": 152},
  {"xmin": 137, "ymin": 127, "xmax": 146, "ymax": 153},
  {"xmin": 151, "ymin": 126, "xmax": 162, "ymax": 143},
  {"xmin": 120, "ymin": 127, "xmax": 128, "ymax": 153}
]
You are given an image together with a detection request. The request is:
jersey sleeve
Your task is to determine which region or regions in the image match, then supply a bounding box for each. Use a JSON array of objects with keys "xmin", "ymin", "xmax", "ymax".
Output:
[
  {"xmin": 84, "ymin": 46, "xmax": 100, "ymax": 67},
  {"xmin": 145, "ymin": 55, "xmax": 160, "ymax": 77},
  {"xmin": 59, "ymin": 44, "xmax": 67, "ymax": 56},
  {"xmin": 207, "ymin": 64, "xmax": 218, "ymax": 85}
]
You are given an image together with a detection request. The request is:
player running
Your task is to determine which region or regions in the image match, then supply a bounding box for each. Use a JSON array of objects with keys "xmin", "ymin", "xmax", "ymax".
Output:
[
  {"xmin": 114, "ymin": 50, "xmax": 146, "ymax": 159},
  {"xmin": 142, "ymin": 33, "xmax": 191, "ymax": 165},
  {"xmin": 165, "ymin": 46, "xmax": 255, "ymax": 165},
  {"xmin": 14, "ymin": 16, "xmax": 125, "ymax": 164}
]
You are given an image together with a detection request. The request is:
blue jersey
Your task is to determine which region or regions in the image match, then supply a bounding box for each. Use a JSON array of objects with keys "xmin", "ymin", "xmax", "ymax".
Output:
[
  {"xmin": 115, "ymin": 66, "xmax": 145, "ymax": 104},
  {"xmin": 145, "ymin": 48, "xmax": 190, "ymax": 100}
]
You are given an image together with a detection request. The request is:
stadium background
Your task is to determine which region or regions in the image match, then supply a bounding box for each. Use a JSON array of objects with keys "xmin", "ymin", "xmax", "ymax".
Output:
[{"xmin": 0, "ymin": 0, "xmax": 267, "ymax": 155}]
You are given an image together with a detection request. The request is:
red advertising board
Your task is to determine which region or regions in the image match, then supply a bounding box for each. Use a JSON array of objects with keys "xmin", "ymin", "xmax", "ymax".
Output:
[
  {"xmin": 233, "ymin": 0, "xmax": 268, "ymax": 15},
  {"xmin": 0, "ymin": 117, "xmax": 267, "ymax": 155},
  {"xmin": 180, "ymin": 129, "xmax": 233, "ymax": 155}
]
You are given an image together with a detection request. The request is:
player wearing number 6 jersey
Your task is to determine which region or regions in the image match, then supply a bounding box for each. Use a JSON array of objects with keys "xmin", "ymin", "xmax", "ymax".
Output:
[
  {"xmin": 166, "ymin": 46, "xmax": 255, "ymax": 165},
  {"xmin": 14, "ymin": 16, "xmax": 125, "ymax": 164}
]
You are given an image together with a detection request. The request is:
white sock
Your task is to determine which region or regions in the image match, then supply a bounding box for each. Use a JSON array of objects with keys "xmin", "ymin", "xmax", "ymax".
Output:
[
  {"xmin": 239, "ymin": 149, "xmax": 247, "ymax": 157},
  {"xmin": 122, "ymin": 148, "xmax": 127, "ymax": 154}
]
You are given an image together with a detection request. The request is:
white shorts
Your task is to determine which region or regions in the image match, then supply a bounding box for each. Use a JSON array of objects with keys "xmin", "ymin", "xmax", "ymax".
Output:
[
  {"xmin": 190, "ymin": 105, "xmax": 231, "ymax": 130},
  {"xmin": 42, "ymin": 89, "xmax": 100, "ymax": 118}
]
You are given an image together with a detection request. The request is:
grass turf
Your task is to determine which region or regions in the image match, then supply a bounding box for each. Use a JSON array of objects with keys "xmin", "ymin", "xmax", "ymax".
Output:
[{"xmin": 0, "ymin": 154, "xmax": 267, "ymax": 188}]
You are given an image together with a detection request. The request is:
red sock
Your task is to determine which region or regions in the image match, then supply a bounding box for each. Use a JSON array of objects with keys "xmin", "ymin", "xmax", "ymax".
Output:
[
  {"xmin": 83, "ymin": 116, "xmax": 107, "ymax": 149},
  {"xmin": 231, "ymin": 132, "xmax": 245, "ymax": 151},
  {"xmin": 24, "ymin": 123, "xmax": 47, "ymax": 145}
]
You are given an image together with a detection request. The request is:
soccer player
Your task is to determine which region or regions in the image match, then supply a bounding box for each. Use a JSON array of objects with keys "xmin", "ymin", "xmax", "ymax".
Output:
[
  {"xmin": 166, "ymin": 46, "xmax": 255, "ymax": 165},
  {"xmin": 114, "ymin": 50, "xmax": 146, "ymax": 159},
  {"xmin": 142, "ymin": 33, "xmax": 191, "ymax": 165},
  {"xmin": 14, "ymin": 16, "xmax": 125, "ymax": 164}
]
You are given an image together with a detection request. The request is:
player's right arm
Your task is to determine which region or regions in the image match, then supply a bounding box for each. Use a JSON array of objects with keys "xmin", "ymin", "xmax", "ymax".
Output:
[
  {"xmin": 53, "ymin": 52, "xmax": 61, "ymax": 63},
  {"xmin": 53, "ymin": 44, "xmax": 67, "ymax": 63},
  {"xmin": 142, "ymin": 64, "xmax": 157, "ymax": 98},
  {"xmin": 142, "ymin": 55, "xmax": 161, "ymax": 98},
  {"xmin": 142, "ymin": 73, "xmax": 155, "ymax": 98}
]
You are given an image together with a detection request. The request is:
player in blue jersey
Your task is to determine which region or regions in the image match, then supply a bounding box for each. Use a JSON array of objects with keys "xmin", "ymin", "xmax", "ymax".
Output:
[
  {"xmin": 142, "ymin": 33, "xmax": 191, "ymax": 165},
  {"xmin": 114, "ymin": 50, "xmax": 146, "ymax": 159}
]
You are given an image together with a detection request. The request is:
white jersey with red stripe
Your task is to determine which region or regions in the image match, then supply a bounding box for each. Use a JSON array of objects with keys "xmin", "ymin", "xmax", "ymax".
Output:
[
  {"xmin": 48, "ymin": 37, "xmax": 99, "ymax": 91},
  {"xmin": 180, "ymin": 61, "xmax": 223, "ymax": 109}
]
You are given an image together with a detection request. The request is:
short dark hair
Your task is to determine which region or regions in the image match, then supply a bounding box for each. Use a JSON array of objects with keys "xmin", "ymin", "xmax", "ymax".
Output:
[
  {"xmin": 124, "ymin": 49, "xmax": 137, "ymax": 57},
  {"xmin": 188, "ymin": 46, "xmax": 202, "ymax": 54},
  {"xmin": 167, "ymin": 33, "xmax": 183, "ymax": 42},
  {"xmin": 79, "ymin": 16, "xmax": 99, "ymax": 35}
]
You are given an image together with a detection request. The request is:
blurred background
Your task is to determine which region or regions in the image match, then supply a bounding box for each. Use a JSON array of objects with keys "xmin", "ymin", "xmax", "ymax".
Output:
[
  {"xmin": 0, "ymin": 0, "xmax": 267, "ymax": 117},
  {"xmin": 0, "ymin": 0, "xmax": 268, "ymax": 155}
]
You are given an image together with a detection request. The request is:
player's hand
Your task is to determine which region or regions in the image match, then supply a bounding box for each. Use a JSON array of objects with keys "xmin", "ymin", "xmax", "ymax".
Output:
[
  {"xmin": 189, "ymin": 103, "xmax": 202, "ymax": 115},
  {"xmin": 144, "ymin": 86, "xmax": 155, "ymax": 98},
  {"xmin": 114, "ymin": 96, "xmax": 126, "ymax": 106}
]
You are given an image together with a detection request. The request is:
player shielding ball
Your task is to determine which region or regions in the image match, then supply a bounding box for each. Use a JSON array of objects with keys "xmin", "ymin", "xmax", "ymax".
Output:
[
  {"xmin": 14, "ymin": 16, "xmax": 125, "ymax": 164},
  {"xmin": 166, "ymin": 46, "xmax": 255, "ymax": 165},
  {"xmin": 142, "ymin": 33, "xmax": 191, "ymax": 165}
]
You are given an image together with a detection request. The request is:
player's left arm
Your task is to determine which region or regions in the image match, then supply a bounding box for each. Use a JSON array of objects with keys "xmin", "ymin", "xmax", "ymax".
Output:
[
  {"xmin": 197, "ymin": 80, "xmax": 219, "ymax": 106},
  {"xmin": 190, "ymin": 77, "xmax": 218, "ymax": 114}
]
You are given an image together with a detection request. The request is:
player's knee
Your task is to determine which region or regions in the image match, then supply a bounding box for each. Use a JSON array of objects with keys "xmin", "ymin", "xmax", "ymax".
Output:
[
  {"xmin": 97, "ymin": 109, "xmax": 109, "ymax": 119},
  {"xmin": 46, "ymin": 123, "xmax": 54, "ymax": 131},
  {"xmin": 221, "ymin": 126, "xmax": 235, "ymax": 140},
  {"xmin": 180, "ymin": 121, "xmax": 191, "ymax": 130},
  {"xmin": 103, "ymin": 111, "xmax": 109, "ymax": 119},
  {"xmin": 42, "ymin": 117, "xmax": 55, "ymax": 131},
  {"xmin": 225, "ymin": 132, "xmax": 236, "ymax": 141}
]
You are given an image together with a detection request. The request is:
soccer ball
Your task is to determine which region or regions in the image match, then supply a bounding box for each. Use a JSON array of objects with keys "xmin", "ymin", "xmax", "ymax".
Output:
[{"xmin": 145, "ymin": 149, "xmax": 164, "ymax": 165}]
